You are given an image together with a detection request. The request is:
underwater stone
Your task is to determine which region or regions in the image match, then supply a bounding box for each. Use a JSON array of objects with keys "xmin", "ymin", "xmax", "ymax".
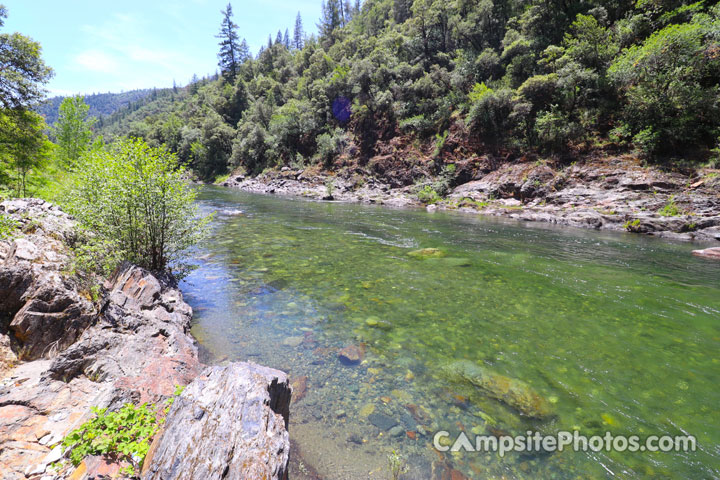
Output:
[
  {"xmin": 445, "ymin": 360, "xmax": 553, "ymax": 419},
  {"xmin": 407, "ymin": 248, "xmax": 446, "ymax": 259},
  {"xmin": 368, "ymin": 413, "xmax": 398, "ymax": 431},
  {"xmin": 282, "ymin": 336, "xmax": 304, "ymax": 348},
  {"xmin": 338, "ymin": 344, "xmax": 365, "ymax": 365}
]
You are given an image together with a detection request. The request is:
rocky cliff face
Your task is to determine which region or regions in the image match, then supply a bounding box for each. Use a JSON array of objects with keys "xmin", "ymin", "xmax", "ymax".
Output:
[{"xmin": 0, "ymin": 199, "xmax": 291, "ymax": 480}]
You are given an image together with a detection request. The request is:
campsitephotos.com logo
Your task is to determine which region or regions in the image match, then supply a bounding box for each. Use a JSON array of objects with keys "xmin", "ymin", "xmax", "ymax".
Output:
[{"xmin": 433, "ymin": 430, "xmax": 697, "ymax": 457}]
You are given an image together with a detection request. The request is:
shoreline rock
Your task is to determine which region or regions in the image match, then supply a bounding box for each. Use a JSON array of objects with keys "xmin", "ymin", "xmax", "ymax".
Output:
[
  {"xmin": 142, "ymin": 362, "xmax": 291, "ymax": 480},
  {"xmin": 692, "ymin": 247, "xmax": 720, "ymax": 260},
  {"xmin": 0, "ymin": 199, "xmax": 291, "ymax": 479},
  {"xmin": 221, "ymin": 156, "xmax": 720, "ymax": 244}
]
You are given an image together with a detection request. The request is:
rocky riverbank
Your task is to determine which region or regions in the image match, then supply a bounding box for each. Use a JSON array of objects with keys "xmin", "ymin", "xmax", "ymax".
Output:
[
  {"xmin": 222, "ymin": 155, "xmax": 720, "ymax": 244},
  {"xmin": 0, "ymin": 199, "xmax": 291, "ymax": 479}
]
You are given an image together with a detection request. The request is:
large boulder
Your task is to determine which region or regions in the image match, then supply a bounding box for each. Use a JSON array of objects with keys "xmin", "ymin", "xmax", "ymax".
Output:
[{"xmin": 142, "ymin": 362, "xmax": 291, "ymax": 480}]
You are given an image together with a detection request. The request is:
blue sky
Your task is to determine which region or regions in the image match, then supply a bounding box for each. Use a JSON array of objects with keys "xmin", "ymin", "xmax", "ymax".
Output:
[{"xmin": 3, "ymin": 1, "xmax": 321, "ymax": 96}]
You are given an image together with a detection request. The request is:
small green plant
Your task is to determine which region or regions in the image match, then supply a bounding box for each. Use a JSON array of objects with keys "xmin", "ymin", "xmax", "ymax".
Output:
[
  {"xmin": 433, "ymin": 130, "xmax": 449, "ymax": 158},
  {"xmin": 61, "ymin": 386, "xmax": 185, "ymax": 475},
  {"xmin": 658, "ymin": 196, "xmax": 682, "ymax": 217},
  {"xmin": 62, "ymin": 403, "xmax": 160, "ymax": 475},
  {"xmin": 416, "ymin": 185, "xmax": 441, "ymax": 204},
  {"xmin": 417, "ymin": 164, "xmax": 456, "ymax": 204},
  {"xmin": 387, "ymin": 450, "xmax": 409, "ymax": 480},
  {"xmin": 325, "ymin": 178, "xmax": 335, "ymax": 198},
  {"xmin": 0, "ymin": 214, "xmax": 19, "ymax": 240},
  {"xmin": 624, "ymin": 219, "xmax": 641, "ymax": 231}
]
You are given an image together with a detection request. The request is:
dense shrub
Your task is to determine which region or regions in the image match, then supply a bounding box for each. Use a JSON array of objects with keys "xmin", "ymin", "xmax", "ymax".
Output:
[{"xmin": 64, "ymin": 138, "xmax": 209, "ymax": 276}]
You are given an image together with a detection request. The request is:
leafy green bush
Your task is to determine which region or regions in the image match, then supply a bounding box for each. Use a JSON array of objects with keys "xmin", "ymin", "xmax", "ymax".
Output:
[
  {"xmin": 71, "ymin": 233, "xmax": 125, "ymax": 279},
  {"xmin": 315, "ymin": 128, "xmax": 347, "ymax": 167},
  {"xmin": 416, "ymin": 185, "xmax": 441, "ymax": 204},
  {"xmin": 63, "ymin": 138, "xmax": 210, "ymax": 277},
  {"xmin": 632, "ymin": 128, "xmax": 660, "ymax": 157},
  {"xmin": 535, "ymin": 107, "xmax": 581, "ymax": 151}
]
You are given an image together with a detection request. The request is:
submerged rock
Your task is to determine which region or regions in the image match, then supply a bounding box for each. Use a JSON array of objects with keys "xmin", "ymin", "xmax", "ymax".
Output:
[
  {"xmin": 445, "ymin": 360, "xmax": 553, "ymax": 419},
  {"xmin": 291, "ymin": 375, "xmax": 308, "ymax": 402},
  {"xmin": 368, "ymin": 412, "xmax": 397, "ymax": 431},
  {"xmin": 282, "ymin": 336, "xmax": 304, "ymax": 348},
  {"xmin": 142, "ymin": 362, "xmax": 291, "ymax": 480},
  {"xmin": 338, "ymin": 344, "xmax": 364, "ymax": 365},
  {"xmin": 692, "ymin": 247, "xmax": 720, "ymax": 260},
  {"xmin": 408, "ymin": 248, "xmax": 446, "ymax": 259},
  {"xmin": 365, "ymin": 316, "xmax": 392, "ymax": 330}
]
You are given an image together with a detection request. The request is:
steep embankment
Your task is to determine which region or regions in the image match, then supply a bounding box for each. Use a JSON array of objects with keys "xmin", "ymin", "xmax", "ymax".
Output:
[
  {"xmin": 224, "ymin": 154, "xmax": 720, "ymax": 244},
  {"xmin": 0, "ymin": 199, "xmax": 291, "ymax": 479}
]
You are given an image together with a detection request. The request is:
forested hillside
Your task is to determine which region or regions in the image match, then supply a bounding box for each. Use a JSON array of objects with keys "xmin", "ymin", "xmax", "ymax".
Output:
[
  {"xmin": 98, "ymin": 0, "xmax": 720, "ymax": 181},
  {"xmin": 36, "ymin": 89, "xmax": 154, "ymax": 125}
]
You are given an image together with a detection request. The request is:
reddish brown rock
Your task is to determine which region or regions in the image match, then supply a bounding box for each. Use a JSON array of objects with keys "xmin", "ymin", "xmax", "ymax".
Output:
[
  {"xmin": 291, "ymin": 375, "xmax": 308, "ymax": 402},
  {"xmin": 338, "ymin": 344, "xmax": 365, "ymax": 365}
]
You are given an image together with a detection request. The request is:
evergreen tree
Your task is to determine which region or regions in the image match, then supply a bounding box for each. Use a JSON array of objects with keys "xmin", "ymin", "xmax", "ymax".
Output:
[
  {"xmin": 216, "ymin": 3, "xmax": 241, "ymax": 81},
  {"xmin": 283, "ymin": 28, "xmax": 290, "ymax": 49},
  {"xmin": 293, "ymin": 12, "xmax": 304, "ymax": 49},
  {"xmin": 319, "ymin": 0, "xmax": 342, "ymax": 37},
  {"xmin": 275, "ymin": 29, "xmax": 283, "ymax": 45},
  {"xmin": 238, "ymin": 38, "xmax": 250, "ymax": 61}
]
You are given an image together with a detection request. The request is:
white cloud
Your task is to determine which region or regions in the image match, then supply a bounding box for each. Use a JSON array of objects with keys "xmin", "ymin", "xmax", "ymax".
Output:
[{"xmin": 74, "ymin": 50, "xmax": 119, "ymax": 73}]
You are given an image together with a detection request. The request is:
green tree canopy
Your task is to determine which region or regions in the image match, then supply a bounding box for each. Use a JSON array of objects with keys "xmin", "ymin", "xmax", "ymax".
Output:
[
  {"xmin": 0, "ymin": 5, "xmax": 53, "ymax": 110},
  {"xmin": 54, "ymin": 95, "xmax": 96, "ymax": 169}
]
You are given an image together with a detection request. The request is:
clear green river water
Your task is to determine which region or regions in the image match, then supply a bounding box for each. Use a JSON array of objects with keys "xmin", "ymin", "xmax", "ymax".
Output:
[{"xmin": 182, "ymin": 186, "xmax": 720, "ymax": 480}]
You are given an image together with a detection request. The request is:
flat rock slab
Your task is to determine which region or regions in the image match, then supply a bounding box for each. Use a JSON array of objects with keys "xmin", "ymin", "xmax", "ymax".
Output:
[
  {"xmin": 692, "ymin": 247, "xmax": 720, "ymax": 260},
  {"xmin": 142, "ymin": 362, "xmax": 291, "ymax": 480}
]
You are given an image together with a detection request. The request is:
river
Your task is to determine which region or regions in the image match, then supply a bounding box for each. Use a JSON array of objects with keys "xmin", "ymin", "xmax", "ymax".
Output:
[{"xmin": 181, "ymin": 186, "xmax": 720, "ymax": 479}]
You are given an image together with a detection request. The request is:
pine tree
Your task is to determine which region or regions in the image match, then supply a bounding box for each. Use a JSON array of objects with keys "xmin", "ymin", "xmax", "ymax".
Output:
[
  {"xmin": 239, "ymin": 38, "xmax": 250, "ymax": 61},
  {"xmin": 293, "ymin": 12, "xmax": 304, "ymax": 50},
  {"xmin": 319, "ymin": 0, "xmax": 342, "ymax": 38},
  {"xmin": 275, "ymin": 30, "xmax": 283, "ymax": 45},
  {"xmin": 283, "ymin": 29, "xmax": 290, "ymax": 49},
  {"xmin": 216, "ymin": 3, "xmax": 241, "ymax": 81}
]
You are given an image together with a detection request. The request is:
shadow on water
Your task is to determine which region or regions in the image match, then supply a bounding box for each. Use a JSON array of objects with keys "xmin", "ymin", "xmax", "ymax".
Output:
[{"xmin": 181, "ymin": 186, "xmax": 720, "ymax": 480}]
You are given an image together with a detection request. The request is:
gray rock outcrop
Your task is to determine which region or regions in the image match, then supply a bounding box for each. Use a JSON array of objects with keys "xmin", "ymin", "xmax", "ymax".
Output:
[{"xmin": 143, "ymin": 362, "xmax": 291, "ymax": 480}]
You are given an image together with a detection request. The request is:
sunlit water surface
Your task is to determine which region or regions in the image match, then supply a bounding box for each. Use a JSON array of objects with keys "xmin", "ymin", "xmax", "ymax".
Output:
[{"xmin": 181, "ymin": 186, "xmax": 720, "ymax": 479}]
